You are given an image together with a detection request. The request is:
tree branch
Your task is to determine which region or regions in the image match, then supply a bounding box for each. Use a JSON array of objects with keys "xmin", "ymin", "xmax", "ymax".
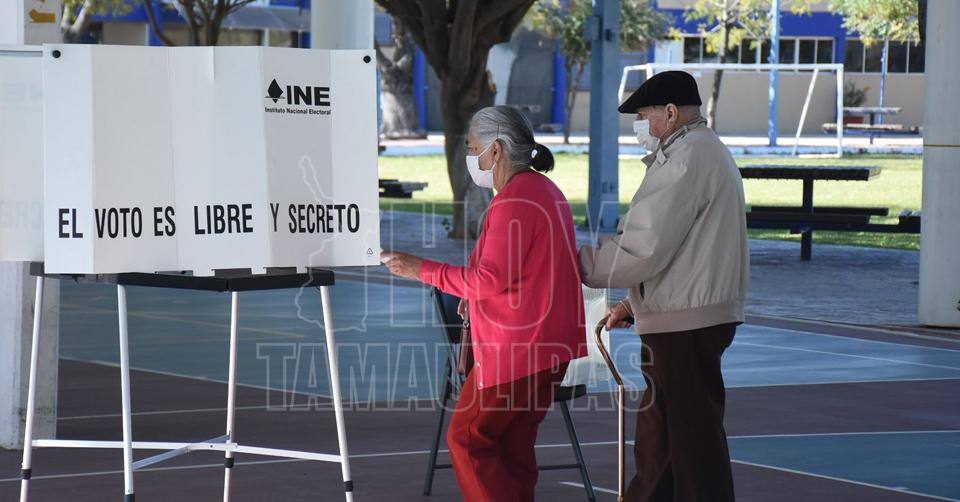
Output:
[
  {"xmin": 141, "ymin": 0, "xmax": 177, "ymax": 46},
  {"xmin": 475, "ymin": 0, "xmax": 533, "ymax": 36},
  {"xmin": 419, "ymin": 0, "xmax": 452, "ymax": 74},
  {"xmin": 475, "ymin": 0, "xmax": 533, "ymax": 49},
  {"xmin": 446, "ymin": 0, "xmax": 479, "ymax": 78},
  {"xmin": 375, "ymin": 41, "xmax": 395, "ymax": 71}
]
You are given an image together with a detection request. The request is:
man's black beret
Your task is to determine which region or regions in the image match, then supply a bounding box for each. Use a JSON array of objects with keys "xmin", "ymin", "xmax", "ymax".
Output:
[{"xmin": 618, "ymin": 70, "xmax": 702, "ymax": 114}]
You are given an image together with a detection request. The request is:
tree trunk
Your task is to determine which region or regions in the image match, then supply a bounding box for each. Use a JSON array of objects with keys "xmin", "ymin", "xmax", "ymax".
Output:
[
  {"xmin": 441, "ymin": 69, "xmax": 496, "ymax": 239},
  {"xmin": 61, "ymin": 1, "xmax": 93, "ymax": 43},
  {"xmin": 706, "ymin": 10, "xmax": 732, "ymax": 131},
  {"xmin": 563, "ymin": 63, "xmax": 586, "ymax": 144},
  {"xmin": 707, "ymin": 68, "xmax": 724, "ymax": 130},
  {"xmin": 378, "ymin": 21, "xmax": 425, "ymax": 139}
]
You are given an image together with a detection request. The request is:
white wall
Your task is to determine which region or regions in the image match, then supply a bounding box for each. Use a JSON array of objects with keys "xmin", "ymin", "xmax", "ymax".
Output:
[{"xmin": 568, "ymin": 71, "xmax": 924, "ymax": 136}]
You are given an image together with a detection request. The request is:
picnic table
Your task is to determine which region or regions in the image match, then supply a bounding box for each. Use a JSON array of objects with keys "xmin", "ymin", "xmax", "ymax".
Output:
[
  {"xmin": 740, "ymin": 164, "xmax": 882, "ymax": 260},
  {"xmin": 843, "ymin": 106, "xmax": 901, "ymax": 126},
  {"xmin": 822, "ymin": 107, "xmax": 919, "ymax": 142}
]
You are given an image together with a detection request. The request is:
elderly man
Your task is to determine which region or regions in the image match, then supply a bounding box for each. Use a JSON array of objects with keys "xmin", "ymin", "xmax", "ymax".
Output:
[{"xmin": 579, "ymin": 71, "xmax": 749, "ymax": 502}]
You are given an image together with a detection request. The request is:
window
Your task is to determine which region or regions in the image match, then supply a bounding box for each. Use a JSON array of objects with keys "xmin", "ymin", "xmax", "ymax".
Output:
[
  {"xmin": 845, "ymin": 39, "xmax": 864, "ymax": 72},
  {"xmin": 816, "ymin": 40, "xmax": 834, "ymax": 64},
  {"xmin": 887, "ymin": 41, "xmax": 908, "ymax": 73},
  {"xmin": 702, "ymin": 40, "xmax": 719, "ymax": 63},
  {"xmin": 908, "ymin": 41, "xmax": 925, "ymax": 72},
  {"xmin": 798, "ymin": 39, "xmax": 816, "ymax": 64},
  {"xmin": 683, "ymin": 37, "xmax": 701, "ymax": 63},
  {"xmin": 740, "ymin": 38, "xmax": 758, "ymax": 64},
  {"xmin": 864, "ymin": 43, "xmax": 884, "ymax": 72},
  {"xmin": 676, "ymin": 35, "xmax": 835, "ymax": 67},
  {"xmin": 844, "ymin": 38, "xmax": 924, "ymax": 73},
  {"xmin": 778, "ymin": 39, "xmax": 796, "ymax": 64}
]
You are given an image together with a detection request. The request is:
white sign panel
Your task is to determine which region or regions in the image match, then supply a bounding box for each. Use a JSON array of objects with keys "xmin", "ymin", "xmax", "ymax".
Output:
[
  {"xmin": 0, "ymin": 1, "xmax": 62, "ymax": 45},
  {"xmin": 42, "ymin": 45, "xmax": 381, "ymax": 275},
  {"xmin": 0, "ymin": 46, "xmax": 44, "ymax": 262},
  {"xmin": 43, "ymin": 45, "xmax": 180, "ymax": 274}
]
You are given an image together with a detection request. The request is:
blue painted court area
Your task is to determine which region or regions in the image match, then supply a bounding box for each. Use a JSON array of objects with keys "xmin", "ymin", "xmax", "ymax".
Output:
[
  {"xmin": 57, "ymin": 278, "xmax": 960, "ymax": 500},
  {"xmin": 60, "ymin": 279, "xmax": 960, "ymax": 401},
  {"xmin": 729, "ymin": 431, "xmax": 960, "ymax": 500}
]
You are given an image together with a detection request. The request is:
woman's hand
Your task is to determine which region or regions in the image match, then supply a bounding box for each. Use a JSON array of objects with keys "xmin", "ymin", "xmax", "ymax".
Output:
[
  {"xmin": 457, "ymin": 298, "xmax": 469, "ymax": 322},
  {"xmin": 380, "ymin": 251, "xmax": 424, "ymax": 281},
  {"xmin": 605, "ymin": 300, "xmax": 634, "ymax": 330}
]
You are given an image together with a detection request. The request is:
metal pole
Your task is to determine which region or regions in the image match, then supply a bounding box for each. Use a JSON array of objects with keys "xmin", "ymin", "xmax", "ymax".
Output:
[
  {"xmin": 836, "ymin": 67, "xmax": 844, "ymax": 157},
  {"xmin": 878, "ymin": 39, "xmax": 888, "ymax": 124},
  {"xmin": 793, "ymin": 68, "xmax": 819, "ymax": 156},
  {"xmin": 768, "ymin": 0, "xmax": 781, "ymax": 147},
  {"xmin": 587, "ymin": 0, "xmax": 621, "ymax": 233},
  {"xmin": 319, "ymin": 286, "xmax": 354, "ymax": 502},
  {"xmin": 18, "ymin": 276, "xmax": 44, "ymax": 502},
  {"xmin": 117, "ymin": 285, "xmax": 136, "ymax": 501},
  {"xmin": 222, "ymin": 292, "xmax": 240, "ymax": 502}
]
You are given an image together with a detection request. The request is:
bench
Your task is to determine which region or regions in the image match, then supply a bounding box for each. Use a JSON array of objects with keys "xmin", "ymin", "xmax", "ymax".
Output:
[
  {"xmin": 379, "ymin": 178, "xmax": 428, "ymax": 198},
  {"xmin": 897, "ymin": 210, "xmax": 922, "ymax": 233},
  {"xmin": 749, "ymin": 205, "xmax": 889, "ymax": 217},
  {"xmin": 746, "ymin": 211, "xmax": 872, "ymax": 233},
  {"xmin": 822, "ymin": 123, "xmax": 921, "ymax": 135},
  {"xmin": 746, "ymin": 208, "xmax": 921, "ymax": 245}
]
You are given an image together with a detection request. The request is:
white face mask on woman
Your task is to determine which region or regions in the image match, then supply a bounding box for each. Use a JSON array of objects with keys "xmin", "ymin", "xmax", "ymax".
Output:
[
  {"xmin": 633, "ymin": 119, "xmax": 660, "ymax": 152},
  {"xmin": 466, "ymin": 141, "xmax": 495, "ymax": 188}
]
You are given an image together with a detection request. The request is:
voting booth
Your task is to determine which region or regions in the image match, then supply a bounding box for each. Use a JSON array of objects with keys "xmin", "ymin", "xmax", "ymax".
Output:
[
  {"xmin": 8, "ymin": 44, "xmax": 380, "ymax": 502},
  {"xmin": 42, "ymin": 45, "xmax": 380, "ymax": 274}
]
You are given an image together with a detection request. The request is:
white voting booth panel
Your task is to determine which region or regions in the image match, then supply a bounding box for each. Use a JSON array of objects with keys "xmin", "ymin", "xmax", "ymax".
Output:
[
  {"xmin": 0, "ymin": 46, "xmax": 44, "ymax": 262},
  {"xmin": 42, "ymin": 44, "xmax": 381, "ymax": 275}
]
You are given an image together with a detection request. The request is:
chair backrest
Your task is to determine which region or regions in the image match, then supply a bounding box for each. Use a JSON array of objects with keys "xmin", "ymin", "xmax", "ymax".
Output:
[{"xmin": 432, "ymin": 287, "xmax": 463, "ymax": 345}]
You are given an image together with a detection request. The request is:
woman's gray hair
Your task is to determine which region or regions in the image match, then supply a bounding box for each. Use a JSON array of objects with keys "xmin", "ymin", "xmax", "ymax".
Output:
[{"xmin": 469, "ymin": 106, "xmax": 554, "ymax": 173}]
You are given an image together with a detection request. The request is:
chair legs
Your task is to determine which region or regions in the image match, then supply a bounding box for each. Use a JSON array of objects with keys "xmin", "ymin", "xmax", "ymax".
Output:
[
  {"xmin": 423, "ymin": 372, "xmax": 453, "ymax": 495},
  {"xmin": 423, "ymin": 372, "xmax": 596, "ymax": 502},
  {"xmin": 559, "ymin": 400, "xmax": 597, "ymax": 502}
]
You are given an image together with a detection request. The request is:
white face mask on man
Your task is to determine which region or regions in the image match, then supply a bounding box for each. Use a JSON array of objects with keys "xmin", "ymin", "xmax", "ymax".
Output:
[
  {"xmin": 633, "ymin": 119, "xmax": 661, "ymax": 152},
  {"xmin": 466, "ymin": 141, "xmax": 495, "ymax": 188}
]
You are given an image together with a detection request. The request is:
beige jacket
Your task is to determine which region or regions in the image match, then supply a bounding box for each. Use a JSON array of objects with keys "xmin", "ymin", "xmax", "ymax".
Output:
[{"xmin": 579, "ymin": 118, "xmax": 749, "ymax": 334}]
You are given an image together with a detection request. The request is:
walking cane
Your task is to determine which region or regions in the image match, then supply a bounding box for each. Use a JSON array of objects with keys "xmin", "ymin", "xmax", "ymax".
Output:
[{"xmin": 594, "ymin": 315, "xmax": 625, "ymax": 502}]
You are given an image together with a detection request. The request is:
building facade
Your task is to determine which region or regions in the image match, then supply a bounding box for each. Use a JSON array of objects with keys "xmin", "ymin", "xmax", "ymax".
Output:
[{"xmin": 88, "ymin": 0, "xmax": 924, "ymax": 137}]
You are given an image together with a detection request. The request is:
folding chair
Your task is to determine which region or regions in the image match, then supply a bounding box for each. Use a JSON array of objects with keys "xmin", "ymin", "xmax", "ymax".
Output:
[{"xmin": 422, "ymin": 287, "xmax": 596, "ymax": 501}]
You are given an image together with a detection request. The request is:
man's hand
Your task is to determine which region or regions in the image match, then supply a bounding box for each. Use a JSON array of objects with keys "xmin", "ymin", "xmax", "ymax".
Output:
[
  {"xmin": 606, "ymin": 301, "xmax": 634, "ymax": 330},
  {"xmin": 457, "ymin": 298, "xmax": 469, "ymax": 322},
  {"xmin": 380, "ymin": 251, "xmax": 424, "ymax": 281}
]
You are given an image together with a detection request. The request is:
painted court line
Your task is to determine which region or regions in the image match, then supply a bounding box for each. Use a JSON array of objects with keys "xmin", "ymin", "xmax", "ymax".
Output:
[
  {"xmin": 59, "ymin": 358, "xmax": 960, "ymax": 418},
  {"xmin": 733, "ymin": 341, "xmax": 960, "ymax": 372},
  {"xmin": 6, "ymin": 437, "xmax": 957, "ymax": 501},
  {"xmin": 726, "ymin": 375, "xmax": 960, "ymax": 389},
  {"xmin": 731, "ymin": 459, "xmax": 960, "ymax": 502},
  {"xmin": 57, "ymin": 377, "xmax": 960, "ymax": 420},
  {"xmin": 728, "ymin": 430, "xmax": 960, "ymax": 440},
  {"xmin": 747, "ymin": 315, "xmax": 960, "ymax": 346},
  {"xmin": 559, "ymin": 481, "xmax": 619, "ymax": 495},
  {"xmin": 743, "ymin": 321, "xmax": 960, "ymax": 353},
  {"xmin": 61, "ymin": 304, "xmax": 309, "ymax": 340},
  {"xmin": 0, "ymin": 441, "xmax": 617, "ymax": 483}
]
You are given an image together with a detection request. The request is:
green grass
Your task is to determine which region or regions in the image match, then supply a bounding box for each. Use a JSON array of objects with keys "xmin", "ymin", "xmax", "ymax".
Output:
[{"xmin": 379, "ymin": 153, "xmax": 922, "ymax": 250}]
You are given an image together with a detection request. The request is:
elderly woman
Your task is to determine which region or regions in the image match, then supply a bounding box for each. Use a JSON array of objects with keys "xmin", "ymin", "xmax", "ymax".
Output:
[{"xmin": 381, "ymin": 106, "xmax": 586, "ymax": 502}]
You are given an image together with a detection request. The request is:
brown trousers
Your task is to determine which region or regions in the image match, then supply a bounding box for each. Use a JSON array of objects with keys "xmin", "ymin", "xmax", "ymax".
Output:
[{"xmin": 625, "ymin": 323, "xmax": 738, "ymax": 502}]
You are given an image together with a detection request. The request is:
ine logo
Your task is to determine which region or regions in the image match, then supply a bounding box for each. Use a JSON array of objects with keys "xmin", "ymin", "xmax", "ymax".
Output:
[{"xmin": 265, "ymin": 78, "xmax": 331, "ymax": 107}]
